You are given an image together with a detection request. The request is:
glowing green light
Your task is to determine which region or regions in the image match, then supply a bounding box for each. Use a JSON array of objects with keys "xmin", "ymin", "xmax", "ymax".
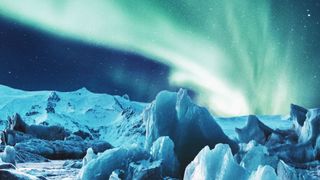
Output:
[{"xmin": 0, "ymin": 0, "xmax": 303, "ymax": 116}]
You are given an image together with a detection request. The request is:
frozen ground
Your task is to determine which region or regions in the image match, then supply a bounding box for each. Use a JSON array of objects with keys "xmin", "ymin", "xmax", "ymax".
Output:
[{"xmin": 17, "ymin": 160, "xmax": 80, "ymax": 180}]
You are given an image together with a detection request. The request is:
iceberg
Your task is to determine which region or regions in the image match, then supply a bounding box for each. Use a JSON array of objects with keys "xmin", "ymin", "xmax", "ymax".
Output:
[
  {"xmin": 144, "ymin": 89, "xmax": 238, "ymax": 172},
  {"xmin": 184, "ymin": 144, "xmax": 248, "ymax": 180},
  {"xmin": 82, "ymin": 148, "xmax": 97, "ymax": 167},
  {"xmin": 269, "ymin": 142, "xmax": 315, "ymax": 163},
  {"xmin": 277, "ymin": 160, "xmax": 300, "ymax": 180},
  {"xmin": 314, "ymin": 136, "xmax": 320, "ymax": 160},
  {"xmin": 240, "ymin": 144, "xmax": 278, "ymax": 172},
  {"xmin": 0, "ymin": 146, "xmax": 16, "ymax": 166},
  {"xmin": 235, "ymin": 115, "xmax": 273, "ymax": 144},
  {"xmin": 248, "ymin": 165, "xmax": 278, "ymax": 180},
  {"xmin": 126, "ymin": 159, "xmax": 162, "ymax": 180},
  {"xmin": 79, "ymin": 145, "xmax": 150, "ymax": 180},
  {"xmin": 299, "ymin": 108, "xmax": 320, "ymax": 145},
  {"xmin": 150, "ymin": 136, "xmax": 179, "ymax": 177},
  {"xmin": 290, "ymin": 104, "xmax": 308, "ymax": 136},
  {"xmin": 109, "ymin": 169, "xmax": 125, "ymax": 180}
]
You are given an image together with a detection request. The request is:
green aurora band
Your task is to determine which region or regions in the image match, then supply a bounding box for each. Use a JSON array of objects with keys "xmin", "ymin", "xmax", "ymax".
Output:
[{"xmin": 0, "ymin": 0, "xmax": 313, "ymax": 116}]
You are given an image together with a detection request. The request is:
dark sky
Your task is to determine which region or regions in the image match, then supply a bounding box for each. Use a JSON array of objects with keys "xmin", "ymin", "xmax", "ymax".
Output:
[
  {"xmin": 0, "ymin": 16, "xmax": 178, "ymax": 102},
  {"xmin": 0, "ymin": 1, "xmax": 319, "ymax": 115}
]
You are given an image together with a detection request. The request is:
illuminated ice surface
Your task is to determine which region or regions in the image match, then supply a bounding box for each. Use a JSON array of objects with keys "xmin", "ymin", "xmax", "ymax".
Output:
[{"xmin": 0, "ymin": 86, "xmax": 319, "ymax": 179}]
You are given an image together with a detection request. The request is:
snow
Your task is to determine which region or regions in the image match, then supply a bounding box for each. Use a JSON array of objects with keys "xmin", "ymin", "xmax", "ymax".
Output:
[
  {"xmin": 0, "ymin": 85, "xmax": 146, "ymax": 147},
  {"xmin": 17, "ymin": 160, "xmax": 80, "ymax": 180}
]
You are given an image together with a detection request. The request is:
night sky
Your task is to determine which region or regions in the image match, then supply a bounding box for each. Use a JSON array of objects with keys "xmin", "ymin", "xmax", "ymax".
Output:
[
  {"xmin": 0, "ymin": 16, "xmax": 177, "ymax": 102},
  {"xmin": 0, "ymin": 0, "xmax": 319, "ymax": 116}
]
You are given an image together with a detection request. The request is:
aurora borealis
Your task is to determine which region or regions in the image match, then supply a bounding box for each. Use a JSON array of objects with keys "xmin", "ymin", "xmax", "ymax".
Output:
[{"xmin": 0, "ymin": 0, "xmax": 319, "ymax": 116}]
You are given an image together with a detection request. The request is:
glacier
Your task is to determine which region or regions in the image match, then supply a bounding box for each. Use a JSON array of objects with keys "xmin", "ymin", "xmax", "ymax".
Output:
[{"xmin": 0, "ymin": 85, "xmax": 319, "ymax": 179}]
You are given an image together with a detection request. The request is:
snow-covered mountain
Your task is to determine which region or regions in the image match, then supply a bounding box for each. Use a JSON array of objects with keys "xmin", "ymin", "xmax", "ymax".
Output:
[{"xmin": 0, "ymin": 85, "xmax": 146, "ymax": 147}]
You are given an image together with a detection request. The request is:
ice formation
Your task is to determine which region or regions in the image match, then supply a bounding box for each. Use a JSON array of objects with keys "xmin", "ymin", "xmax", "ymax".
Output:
[
  {"xmin": 79, "ymin": 145, "xmax": 150, "ymax": 180},
  {"xmin": 0, "ymin": 146, "xmax": 16, "ymax": 165},
  {"xmin": 0, "ymin": 169, "xmax": 42, "ymax": 180},
  {"xmin": 290, "ymin": 104, "xmax": 308, "ymax": 135},
  {"xmin": 126, "ymin": 159, "xmax": 162, "ymax": 179},
  {"xmin": 14, "ymin": 137, "xmax": 112, "ymax": 160},
  {"xmin": 82, "ymin": 148, "xmax": 97, "ymax": 167},
  {"xmin": 277, "ymin": 160, "xmax": 300, "ymax": 180},
  {"xmin": 240, "ymin": 144, "xmax": 278, "ymax": 172},
  {"xmin": 235, "ymin": 115, "xmax": 273, "ymax": 144},
  {"xmin": 150, "ymin": 136, "xmax": 179, "ymax": 177},
  {"xmin": 144, "ymin": 89, "xmax": 239, "ymax": 171},
  {"xmin": 248, "ymin": 165, "xmax": 278, "ymax": 180},
  {"xmin": 184, "ymin": 144, "xmax": 248, "ymax": 180},
  {"xmin": 0, "ymin": 85, "xmax": 319, "ymax": 179},
  {"xmin": 299, "ymin": 108, "xmax": 320, "ymax": 145}
]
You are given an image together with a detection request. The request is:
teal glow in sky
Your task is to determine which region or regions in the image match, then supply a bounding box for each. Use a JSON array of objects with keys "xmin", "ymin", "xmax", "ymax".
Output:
[{"xmin": 0, "ymin": 0, "xmax": 318, "ymax": 116}]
